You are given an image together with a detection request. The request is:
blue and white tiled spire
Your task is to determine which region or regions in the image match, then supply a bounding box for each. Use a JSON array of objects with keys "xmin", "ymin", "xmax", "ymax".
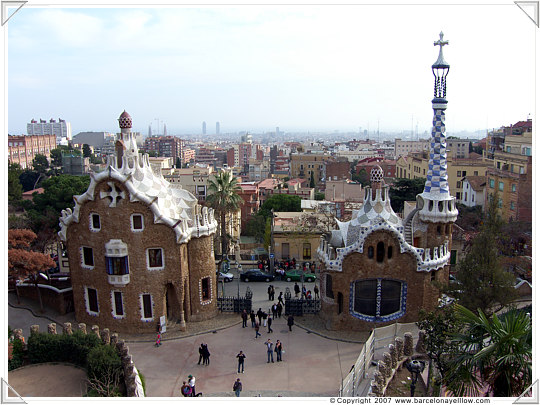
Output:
[{"xmin": 418, "ymin": 32, "xmax": 458, "ymax": 223}]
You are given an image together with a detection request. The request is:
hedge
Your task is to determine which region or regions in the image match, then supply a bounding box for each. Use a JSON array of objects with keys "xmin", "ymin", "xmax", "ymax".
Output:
[{"xmin": 27, "ymin": 331, "xmax": 101, "ymax": 367}]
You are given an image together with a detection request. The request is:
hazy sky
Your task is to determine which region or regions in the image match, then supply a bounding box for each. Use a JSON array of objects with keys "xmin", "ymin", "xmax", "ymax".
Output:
[{"xmin": 3, "ymin": 0, "xmax": 538, "ymax": 136}]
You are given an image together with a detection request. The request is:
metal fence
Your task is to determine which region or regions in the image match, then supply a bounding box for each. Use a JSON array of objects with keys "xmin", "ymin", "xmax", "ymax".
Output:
[
  {"xmin": 217, "ymin": 297, "xmax": 252, "ymax": 313},
  {"xmin": 340, "ymin": 322, "xmax": 418, "ymax": 397},
  {"xmin": 284, "ymin": 298, "xmax": 321, "ymax": 316}
]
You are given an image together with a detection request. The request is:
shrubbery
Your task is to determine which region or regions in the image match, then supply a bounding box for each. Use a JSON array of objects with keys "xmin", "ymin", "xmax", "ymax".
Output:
[
  {"xmin": 27, "ymin": 330, "xmax": 101, "ymax": 367},
  {"xmin": 8, "ymin": 338, "xmax": 24, "ymax": 371},
  {"xmin": 87, "ymin": 344, "xmax": 122, "ymax": 380}
]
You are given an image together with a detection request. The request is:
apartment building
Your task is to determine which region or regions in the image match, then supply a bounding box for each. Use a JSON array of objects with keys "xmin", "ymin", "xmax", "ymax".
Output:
[{"xmin": 8, "ymin": 134, "xmax": 57, "ymax": 169}]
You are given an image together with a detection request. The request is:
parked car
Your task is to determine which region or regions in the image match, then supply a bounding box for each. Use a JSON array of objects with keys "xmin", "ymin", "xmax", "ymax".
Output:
[
  {"xmin": 218, "ymin": 271, "xmax": 234, "ymax": 283},
  {"xmin": 284, "ymin": 269, "xmax": 316, "ymax": 282},
  {"xmin": 240, "ymin": 269, "xmax": 275, "ymax": 282}
]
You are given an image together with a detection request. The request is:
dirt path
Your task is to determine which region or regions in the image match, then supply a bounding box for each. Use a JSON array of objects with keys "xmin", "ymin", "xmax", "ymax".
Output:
[{"xmin": 8, "ymin": 363, "xmax": 88, "ymax": 397}]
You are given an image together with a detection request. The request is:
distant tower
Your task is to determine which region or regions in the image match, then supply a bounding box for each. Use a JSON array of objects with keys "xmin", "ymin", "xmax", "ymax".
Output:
[
  {"xmin": 413, "ymin": 32, "xmax": 458, "ymax": 247},
  {"xmin": 202, "ymin": 121, "xmax": 207, "ymax": 135},
  {"xmin": 163, "ymin": 124, "xmax": 167, "ymax": 136},
  {"xmin": 276, "ymin": 126, "xmax": 280, "ymax": 135},
  {"xmin": 148, "ymin": 125, "xmax": 152, "ymax": 137},
  {"xmin": 216, "ymin": 122, "xmax": 220, "ymax": 135}
]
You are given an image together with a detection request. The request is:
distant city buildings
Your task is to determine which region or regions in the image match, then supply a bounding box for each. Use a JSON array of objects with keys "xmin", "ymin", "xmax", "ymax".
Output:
[
  {"xmin": 216, "ymin": 121, "xmax": 220, "ymax": 135},
  {"xmin": 27, "ymin": 118, "xmax": 72, "ymax": 143},
  {"xmin": 202, "ymin": 121, "xmax": 206, "ymax": 135},
  {"xmin": 8, "ymin": 134, "xmax": 56, "ymax": 169}
]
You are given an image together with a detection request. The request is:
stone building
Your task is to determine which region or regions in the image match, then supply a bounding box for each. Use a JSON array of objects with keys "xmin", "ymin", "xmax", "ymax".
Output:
[
  {"xmin": 58, "ymin": 111, "xmax": 218, "ymax": 333},
  {"xmin": 317, "ymin": 33, "xmax": 458, "ymax": 331}
]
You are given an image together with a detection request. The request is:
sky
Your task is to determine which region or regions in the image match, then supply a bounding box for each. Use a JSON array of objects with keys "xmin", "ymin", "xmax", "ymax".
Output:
[{"xmin": 3, "ymin": 0, "xmax": 538, "ymax": 136}]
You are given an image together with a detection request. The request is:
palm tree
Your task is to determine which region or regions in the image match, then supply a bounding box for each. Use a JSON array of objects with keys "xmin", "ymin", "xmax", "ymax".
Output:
[
  {"xmin": 206, "ymin": 171, "xmax": 242, "ymax": 260},
  {"xmin": 444, "ymin": 305, "xmax": 532, "ymax": 397}
]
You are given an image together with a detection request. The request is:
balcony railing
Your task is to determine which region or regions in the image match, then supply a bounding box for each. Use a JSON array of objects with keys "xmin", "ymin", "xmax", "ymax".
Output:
[{"xmin": 108, "ymin": 274, "xmax": 130, "ymax": 286}]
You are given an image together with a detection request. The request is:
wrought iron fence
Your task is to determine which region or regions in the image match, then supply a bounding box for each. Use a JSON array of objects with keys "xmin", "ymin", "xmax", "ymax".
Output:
[
  {"xmin": 284, "ymin": 298, "xmax": 321, "ymax": 316},
  {"xmin": 217, "ymin": 297, "xmax": 252, "ymax": 313}
]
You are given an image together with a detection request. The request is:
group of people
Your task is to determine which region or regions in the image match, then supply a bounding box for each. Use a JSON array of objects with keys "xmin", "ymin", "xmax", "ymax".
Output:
[
  {"xmin": 293, "ymin": 282, "xmax": 319, "ymax": 299},
  {"xmin": 197, "ymin": 343, "xmax": 210, "ymax": 365}
]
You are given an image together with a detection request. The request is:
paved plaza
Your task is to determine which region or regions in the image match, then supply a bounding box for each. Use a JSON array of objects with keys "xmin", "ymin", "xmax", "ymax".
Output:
[{"xmin": 7, "ymin": 276, "xmax": 366, "ymax": 397}]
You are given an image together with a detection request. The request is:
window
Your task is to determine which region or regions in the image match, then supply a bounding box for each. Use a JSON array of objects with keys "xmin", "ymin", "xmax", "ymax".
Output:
[
  {"xmin": 113, "ymin": 291, "xmax": 124, "ymax": 317},
  {"xmin": 510, "ymin": 201, "xmax": 515, "ymax": 210},
  {"xmin": 457, "ymin": 171, "xmax": 461, "ymax": 177},
  {"xmin": 303, "ymin": 243, "xmax": 311, "ymax": 260},
  {"xmin": 368, "ymin": 246, "xmax": 374, "ymax": 259},
  {"xmin": 456, "ymin": 181, "xmax": 461, "ymax": 189},
  {"xmin": 131, "ymin": 214, "xmax": 144, "ymax": 231},
  {"xmin": 86, "ymin": 287, "xmax": 99, "ymax": 314},
  {"xmin": 147, "ymin": 248, "xmax": 164, "ymax": 269},
  {"xmin": 82, "ymin": 247, "xmax": 94, "ymax": 268},
  {"xmin": 282, "ymin": 243, "xmax": 290, "ymax": 260},
  {"xmin": 498, "ymin": 182, "xmax": 504, "ymax": 191},
  {"xmin": 387, "ymin": 246, "xmax": 393, "ymax": 259},
  {"xmin": 141, "ymin": 294, "xmax": 153, "ymax": 319},
  {"xmin": 474, "ymin": 171, "xmax": 478, "ymax": 176},
  {"xmin": 325, "ymin": 274, "xmax": 334, "ymax": 299},
  {"xmin": 376, "ymin": 242, "xmax": 385, "ymax": 263},
  {"xmin": 456, "ymin": 192, "xmax": 461, "ymax": 200},
  {"xmin": 337, "ymin": 292, "xmax": 343, "ymax": 315},
  {"xmin": 498, "ymin": 199, "xmax": 503, "ymax": 208},
  {"xmin": 201, "ymin": 277, "xmax": 210, "ymax": 300},
  {"xmin": 450, "ymin": 250, "xmax": 457, "ymax": 265},
  {"xmin": 352, "ymin": 279, "xmax": 405, "ymax": 321},
  {"xmin": 489, "ymin": 179, "xmax": 495, "ymax": 188},
  {"xmin": 90, "ymin": 214, "xmax": 101, "ymax": 231},
  {"xmin": 106, "ymin": 256, "xmax": 129, "ymax": 275},
  {"xmin": 462, "ymin": 171, "xmax": 466, "ymax": 177},
  {"xmin": 431, "ymin": 272, "xmax": 436, "ymax": 282}
]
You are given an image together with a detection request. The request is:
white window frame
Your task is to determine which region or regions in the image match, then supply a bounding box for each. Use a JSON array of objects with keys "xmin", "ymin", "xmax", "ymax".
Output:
[
  {"xmin": 85, "ymin": 286, "xmax": 99, "ymax": 316},
  {"xmin": 139, "ymin": 293, "xmax": 154, "ymax": 321},
  {"xmin": 131, "ymin": 214, "xmax": 144, "ymax": 232},
  {"xmin": 111, "ymin": 290, "xmax": 126, "ymax": 319},
  {"xmin": 81, "ymin": 246, "xmax": 95, "ymax": 269},
  {"xmin": 146, "ymin": 248, "xmax": 165, "ymax": 270},
  {"xmin": 89, "ymin": 213, "xmax": 101, "ymax": 232},
  {"xmin": 199, "ymin": 277, "xmax": 213, "ymax": 305}
]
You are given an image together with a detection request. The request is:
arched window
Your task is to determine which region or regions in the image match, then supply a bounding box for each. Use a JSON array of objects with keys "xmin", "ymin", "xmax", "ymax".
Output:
[
  {"xmin": 387, "ymin": 246, "xmax": 393, "ymax": 259},
  {"xmin": 337, "ymin": 292, "xmax": 343, "ymax": 315},
  {"xmin": 325, "ymin": 274, "xmax": 334, "ymax": 299},
  {"xmin": 376, "ymin": 242, "xmax": 385, "ymax": 263},
  {"xmin": 437, "ymin": 225, "xmax": 441, "ymax": 234},
  {"xmin": 352, "ymin": 279, "xmax": 406, "ymax": 321},
  {"xmin": 368, "ymin": 246, "xmax": 374, "ymax": 259}
]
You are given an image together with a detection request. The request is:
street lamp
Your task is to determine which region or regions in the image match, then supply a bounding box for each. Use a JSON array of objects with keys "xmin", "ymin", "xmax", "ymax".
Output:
[{"xmin": 406, "ymin": 359, "xmax": 426, "ymax": 397}]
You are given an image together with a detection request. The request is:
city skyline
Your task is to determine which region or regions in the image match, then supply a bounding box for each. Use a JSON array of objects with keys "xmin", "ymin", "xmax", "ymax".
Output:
[{"xmin": 3, "ymin": 1, "xmax": 537, "ymax": 136}]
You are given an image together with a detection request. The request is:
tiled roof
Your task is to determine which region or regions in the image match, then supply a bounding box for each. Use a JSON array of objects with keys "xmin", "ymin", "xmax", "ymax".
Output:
[{"xmin": 463, "ymin": 176, "xmax": 486, "ymax": 192}]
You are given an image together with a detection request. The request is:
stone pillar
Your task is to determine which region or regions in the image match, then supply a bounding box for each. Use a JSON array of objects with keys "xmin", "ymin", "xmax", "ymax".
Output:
[
  {"xmin": 48, "ymin": 323, "xmax": 57, "ymax": 334},
  {"xmin": 178, "ymin": 279, "xmax": 187, "ymax": 331},
  {"xmin": 126, "ymin": 373, "xmax": 137, "ymax": 397},
  {"xmin": 373, "ymin": 370, "xmax": 385, "ymax": 387},
  {"xmin": 78, "ymin": 323, "xmax": 87, "ymax": 334},
  {"xmin": 30, "ymin": 325, "xmax": 40, "ymax": 335},
  {"xmin": 388, "ymin": 344, "xmax": 397, "ymax": 369},
  {"xmin": 395, "ymin": 337, "xmax": 404, "ymax": 360},
  {"xmin": 63, "ymin": 322, "xmax": 73, "ymax": 335},
  {"xmin": 370, "ymin": 380, "xmax": 383, "ymax": 397},
  {"xmin": 91, "ymin": 325, "xmax": 100, "ymax": 338},
  {"xmin": 125, "ymin": 363, "xmax": 135, "ymax": 376},
  {"xmin": 383, "ymin": 352, "xmax": 393, "ymax": 373},
  {"xmin": 100, "ymin": 328, "xmax": 110, "ymax": 345},
  {"xmin": 404, "ymin": 332, "xmax": 414, "ymax": 356},
  {"xmin": 116, "ymin": 339, "xmax": 126, "ymax": 353},
  {"xmin": 110, "ymin": 333, "xmax": 119, "ymax": 346},
  {"xmin": 416, "ymin": 330, "xmax": 426, "ymax": 353},
  {"xmin": 378, "ymin": 360, "xmax": 390, "ymax": 380}
]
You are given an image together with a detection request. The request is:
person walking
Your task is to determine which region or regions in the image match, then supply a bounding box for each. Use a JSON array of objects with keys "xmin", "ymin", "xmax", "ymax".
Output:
[
  {"xmin": 267, "ymin": 316, "xmax": 273, "ymax": 333},
  {"xmin": 236, "ymin": 350, "xmax": 246, "ymax": 373},
  {"xmin": 265, "ymin": 339, "xmax": 274, "ymax": 363},
  {"xmin": 181, "ymin": 381, "xmax": 192, "ymax": 397},
  {"xmin": 155, "ymin": 330, "xmax": 162, "ymax": 347},
  {"xmin": 278, "ymin": 292, "xmax": 284, "ymax": 305},
  {"xmin": 267, "ymin": 285, "xmax": 272, "ymax": 301},
  {"xmin": 250, "ymin": 310, "xmax": 256, "ymax": 327},
  {"xmin": 275, "ymin": 340, "xmax": 283, "ymax": 362},
  {"xmin": 255, "ymin": 322, "xmax": 261, "ymax": 339},
  {"xmin": 233, "ymin": 378, "xmax": 243, "ymax": 397},
  {"xmin": 188, "ymin": 374, "xmax": 196, "ymax": 397},
  {"xmin": 257, "ymin": 308, "xmax": 264, "ymax": 325},
  {"xmin": 302, "ymin": 285, "xmax": 307, "ymax": 299},
  {"xmin": 241, "ymin": 309, "xmax": 248, "ymax": 328},
  {"xmin": 276, "ymin": 302, "xmax": 283, "ymax": 318},
  {"xmin": 314, "ymin": 284, "xmax": 319, "ymax": 299},
  {"xmin": 294, "ymin": 283, "xmax": 300, "ymax": 298},
  {"xmin": 271, "ymin": 303, "xmax": 278, "ymax": 319},
  {"xmin": 270, "ymin": 285, "xmax": 275, "ymax": 301},
  {"xmin": 202, "ymin": 344, "xmax": 210, "ymax": 366},
  {"xmin": 262, "ymin": 311, "xmax": 268, "ymax": 327},
  {"xmin": 287, "ymin": 315, "xmax": 294, "ymax": 331}
]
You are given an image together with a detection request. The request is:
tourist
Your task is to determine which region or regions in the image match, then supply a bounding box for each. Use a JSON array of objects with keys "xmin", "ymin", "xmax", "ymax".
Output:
[
  {"xmin": 188, "ymin": 374, "xmax": 196, "ymax": 397},
  {"xmin": 267, "ymin": 285, "xmax": 272, "ymax": 300},
  {"xmin": 314, "ymin": 285, "xmax": 319, "ymax": 299},
  {"xmin": 271, "ymin": 303, "xmax": 278, "ymax": 319},
  {"xmin": 202, "ymin": 344, "xmax": 210, "ymax": 366},
  {"xmin": 236, "ymin": 350, "xmax": 246, "ymax": 373},
  {"xmin": 257, "ymin": 308, "xmax": 263, "ymax": 325},
  {"xmin": 255, "ymin": 322, "xmax": 261, "ymax": 339},
  {"xmin": 181, "ymin": 381, "xmax": 192, "ymax": 397},
  {"xmin": 241, "ymin": 309, "xmax": 248, "ymax": 328},
  {"xmin": 262, "ymin": 311, "xmax": 268, "ymax": 327},
  {"xmin": 302, "ymin": 285, "xmax": 307, "ymax": 299},
  {"xmin": 267, "ymin": 316, "xmax": 273, "ymax": 333},
  {"xmin": 275, "ymin": 340, "xmax": 283, "ymax": 362},
  {"xmin": 155, "ymin": 330, "xmax": 162, "ymax": 347},
  {"xmin": 294, "ymin": 283, "xmax": 300, "ymax": 298},
  {"xmin": 250, "ymin": 310, "xmax": 256, "ymax": 327},
  {"xmin": 287, "ymin": 315, "xmax": 294, "ymax": 331},
  {"xmin": 265, "ymin": 339, "xmax": 274, "ymax": 363},
  {"xmin": 276, "ymin": 302, "xmax": 283, "ymax": 318},
  {"xmin": 270, "ymin": 285, "xmax": 275, "ymax": 301},
  {"xmin": 198, "ymin": 343, "xmax": 205, "ymax": 365},
  {"xmin": 306, "ymin": 290, "xmax": 312, "ymax": 299},
  {"xmin": 233, "ymin": 378, "xmax": 243, "ymax": 397},
  {"xmin": 278, "ymin": 292, "xmax": 284, "ymax": 305}
]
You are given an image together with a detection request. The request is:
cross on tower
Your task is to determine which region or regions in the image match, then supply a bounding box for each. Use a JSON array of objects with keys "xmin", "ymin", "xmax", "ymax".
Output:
[
  {"xmin": 434, "ymin": 31, "xmax": 448, "ymax": 50},
  {"xmin": 100, "ymin": 182, "xmax": 126, "ymax": 207}
]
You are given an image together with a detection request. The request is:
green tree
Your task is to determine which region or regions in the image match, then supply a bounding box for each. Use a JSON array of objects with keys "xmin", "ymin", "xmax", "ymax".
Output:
[
  {"xmin": 50, "ymin": 148, "xmax": 63, "ymax": 168},
  {"xmin": 389, "ymin": 177, "xmax": 426, "ymax": 213},
  {"xmin": 352, "ymin": 168, "xmax": 370, "ymax": 186},
  {"xmin": 444, "ymin": 305, "xmax": 532, "ymax": 397},
  {"xmin": 445, "ymin": 193, "xmax": 517, "ymax": 316},
  {"xmin": 26, "ymin": 174, "xmax": 91, "ymax": 232},
  {"xmin": 19, "ymin": 169, "xmax": 42, "ymax": 192},
  {"xmin": 8, "ymin": 163, "xmax": 23, "ymax": 205},
  {"xmin": 206, "ymin": 171, "xmax": 242, "ymax": 258},
  {"xmin": 258, "ymin": 194, "xmax": 301, "ymax": 220},
  {"xmin": 244, "ymin": 214, "xmax": 266, "ymax": 242},
  {"xmin": 314, "ymin": 191, "xmax": 325, "ymax": 200},
  {"xmin": 82, "ymin": 144, "xmax": 92, "ymax": 158},
  {"xmin": 32, "ymin": 154, "xmax": 49, "ymax": 174},
  {"xmin": 175, "ymin": 157, "xmax": 182, "ymax": 168}
]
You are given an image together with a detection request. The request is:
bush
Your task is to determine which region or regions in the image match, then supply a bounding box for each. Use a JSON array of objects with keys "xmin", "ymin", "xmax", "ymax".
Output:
[
  {"xmin": 87, "ymin": 344, "xmax": 122, "ymax": 381},
  {"xmin": 8, "ymin": 338, "xmax": 24, "ymax": 371},
  {"xmin": 138, "ymin": 370, "xmax": 146, "ymax": 395},
  {"xmin": 27, "ymin": 331, "xmax": 101, "ymax": 367}
]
